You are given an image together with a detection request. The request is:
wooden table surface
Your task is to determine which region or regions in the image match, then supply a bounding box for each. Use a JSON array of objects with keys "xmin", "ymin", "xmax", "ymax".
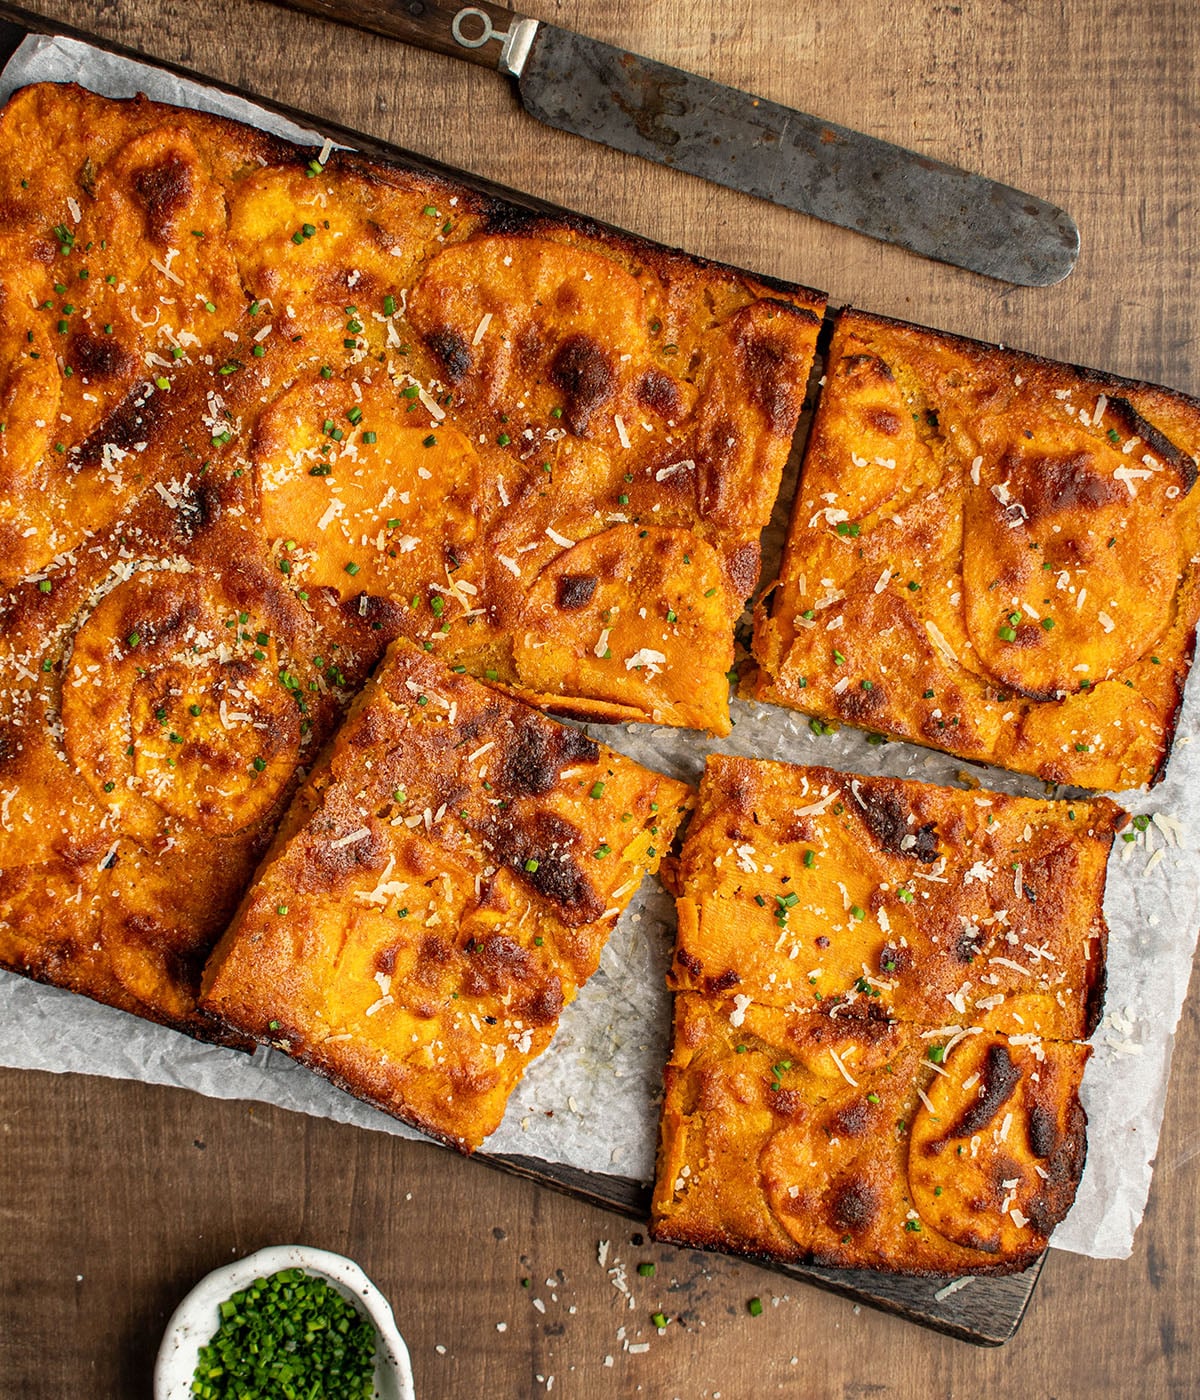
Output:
[{"xmin": 2, "ymin": 0, "xmax": 1198, "ymax": 1394}]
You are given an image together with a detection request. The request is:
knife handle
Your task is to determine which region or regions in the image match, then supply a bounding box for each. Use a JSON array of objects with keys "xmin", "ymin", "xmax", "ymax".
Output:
[{"xmin": 265, "ymin": 0, "xmax": 537, "ymax": 72}]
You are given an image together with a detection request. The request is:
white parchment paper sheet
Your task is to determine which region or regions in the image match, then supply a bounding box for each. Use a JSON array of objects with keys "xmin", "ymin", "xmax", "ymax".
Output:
[{"xmin": 2, "ymin": 34, "xmax": 1196, "ymax": 1261}]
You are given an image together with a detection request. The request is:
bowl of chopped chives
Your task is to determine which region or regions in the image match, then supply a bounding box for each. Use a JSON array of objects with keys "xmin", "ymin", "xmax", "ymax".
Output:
[{"xmin": 154, "ymin": 1244, "xmax": 414, "ymax": 1400}]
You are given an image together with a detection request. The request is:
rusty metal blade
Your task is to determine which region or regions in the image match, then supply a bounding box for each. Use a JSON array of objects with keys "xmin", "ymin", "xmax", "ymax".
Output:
[{"xmin": 516, "ymin": 25, "xmax": 1078, "ymax": 285}]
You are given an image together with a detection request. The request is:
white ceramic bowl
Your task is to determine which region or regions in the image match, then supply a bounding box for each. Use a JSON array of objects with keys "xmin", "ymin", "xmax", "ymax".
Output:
[{"xmin": 154, "ymin": 1244, "xmax": 415, "ymax": 1400}]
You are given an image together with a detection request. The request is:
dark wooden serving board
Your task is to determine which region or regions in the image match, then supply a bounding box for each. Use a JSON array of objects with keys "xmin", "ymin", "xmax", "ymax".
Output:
[{"xmin": 0, "ymin": 1, "xmax": 1042, "ymax": 1346}]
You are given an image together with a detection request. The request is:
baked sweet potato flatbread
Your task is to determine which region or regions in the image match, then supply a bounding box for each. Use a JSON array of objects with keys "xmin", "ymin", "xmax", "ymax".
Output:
[
  {"xmin": 201, "ymin": 640, "xmax": 691, "ymax": 1150},
  {"xmin": 0, "ymin": 82, "xmax": 820, "ymax": 1037},
  {"xmin": 670, "ymin": 757, "xmax": 1122, "ymax": 1040},
  {"xmin": 752, "ymin": 308, "xmax": 1200, "ymax": 790},
  {"xmin": 652, "ymin": 755, "xmax": 1124, "ymax": 1274},
  {"xmin": 653, "ymin": 993, "xmax": 1090, "ymax": 1275}
]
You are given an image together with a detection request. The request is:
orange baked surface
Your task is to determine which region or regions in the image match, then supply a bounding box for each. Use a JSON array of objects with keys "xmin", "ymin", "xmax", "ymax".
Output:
[
  {"xmin": 652, "ymin": 755, "xmax": 1123, "ymax": 1274},
  {"xmin": 0, "ymin": 82, "xmax": 819, "ymax": 1038},
  {"xmin": 670, "ymin": 756, "xmax": 1123, "ymax": 1040},
  {"xmin": 653, "ymin": 994, "xmax": 1090, "ymax": 1275},
  {"xmin": 201, "ymin": 640, "xmax": 691, "ymax": 1150},
  {"xmin": 752, "ymin": 308, "xmax": 1200, "ymax": 790}
]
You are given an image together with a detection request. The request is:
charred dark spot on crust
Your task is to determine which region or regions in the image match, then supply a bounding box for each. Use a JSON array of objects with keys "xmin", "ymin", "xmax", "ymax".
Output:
[
  {"xmin": 692, "ymin": 414, "xmax": 737, "ymax": 518},
  {"xmin": 829, "ymin": 1099, "xmax": 870, "ymax": 1137},
  {"xmin": 636, "ymin": 367, "xmax": 681, "ymax": 418},
  {"xmin": 674, "ymin": 947, "xmax": 703, "ymax": 977},
  {"xmin": 768, "ymin": 297, "xmax": 820, "ymax": 328},
  {"xmin": 727, "ymin": 540, "xmax": 760, "ymax": 600},
  {"xmin": 549, "ymin": 333, "xmax": 615, "ymax": 436},
  {"xmin": 947, "ymin": 1044, "xmax": 1021, "ymax": 1140},
  {"xmin": 878, "ymin": 943, "xmax": 911, "ymax": 975},
  {"xmin": 366, "ymin": 219, "xmax": 401, "ymax": 253},
  {"xmin": 829, "ymin": 1177, "xmax": 879, "ymax": 1232},
  {"xmin": 131, "ymin": 154, "xmax": 193, "ymax": 243},
  {"xmin": 374, "ymin": 944, "xmax": 398, "ymax": 977},
  {"xmin": 468, "ymin": 931, "xmax": 532, "ymax": 986},
  {"xmin": 77, "ymin": 156, "xmax": 98, "ymax": 200},
  {"xmin": 75, "ymin": 383, "xmax": 166, "ymax": 467},
  {"xmin": 339, "ymin": 591, "xmax": 406, "ymax": 646},
  {"xmin": 1007, "ymin": 447, "xmax": 1123, "ymax": 526},
  {"xmin": 68, "ymin": 330, "xmax": 134, "ymax": 380},
  {"xmin": 496, "ymin": 714, "xmax": 598, "ymax": 797},
  {"xmin": 481, "ymin": 808, "xmax": 602, "ymax": 924},
  {"xmin": 420, "ymin": 934, "xmax": 454, "ymax": 970},
  {"xmin": 833, "ymin": 683, "xmax": 885, "ymax": 725},
  {"xmin": 721, "ymin": 771, "xmax": 755, "ymax": 819},
  {"xmin": 1024, "ymin": 1098, "xmax": 1086, "ymax": 1234},
  {"xmin": 350, "ymin": 704, "xmax": 393, "ymax": 751},
  {"xmin": 15, "ymin": 938, "xmax": 77, "ymax": 981},
  {"xmin": 1108, "ymin": 395, "xmax": 1198, "ymax": 495},
  {"xmin": 519, "ymin": 847, "xmax": 596, "ymax": 917},
  {"xmin": 424, "ymin": 326, "xmax": 472, "ymax": 383},
  {"xmin": 172, "ymin": 480, "xmax": 222, "ymax": 542},
  {"xmin": 801, "ymin": 998, "xmax": 896, "ymax": 1044},
  {"xmin": 858, "ymin": 786, "xmax": 940, "ymax": 863},
  {"xmin": 1084, "ymin": 956, "xmax": 1107, "ymax": 1039},
  {"xmin": 521, "ymin": 978, "xmax": 564, "ymax": 1026},
  {"xmin": 864, "ymin": 407, "xmax": 902, "ymax": 434},
  {"xmin": 839, "ymin": 351, "xmax": 894, "ymax": 384},
  {"xmin": 954, "ymin": 927, "xmax": 982, "ymax": 962},
  {"xmin": 452, "ymin": 700, "xmax": 506, "ymax": 750},
  {"xmin": 954, "ymin": 1229, "xmax": 1001, "ymax": 1255},
  {"xmin": 734, "ymin": 326, "xmax": 802, "ymax": 437},
  {"xmin": 771, "ymin": 1089, "xmax": 803, "ymax": 1116},
  {"xmin": 125, "ymin": 591, "xmax": 197, "ymax": 655},
  {"xmin": 1021, "ymin": 839, "xmax": 1075, "ymax": 908},
  {"xmin": 480, "ymin": 202, "xmax": 544, "ymax": 237},
  {"xmin": 307, "ymin": 821, "xmax": 388, "ymax": 891},
  {"xmin": 705, "ymin": 968, "xmax": 740, "ymax": 994},
  {"xmin": 1027, "ymin": 1103, "xmax": 1059, "ymax": 1159},
  {"xmin": 555, "ymin": 574, "xmax": 597, "ymax": 611}
]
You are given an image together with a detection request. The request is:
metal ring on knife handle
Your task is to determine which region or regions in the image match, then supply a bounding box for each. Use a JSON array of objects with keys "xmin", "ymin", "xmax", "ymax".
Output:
[
  {"xmin": 259, "ymin": 0, "xmax": 531, "ymax": 69},
  {"xmin": 451, "ymin": 6, "xmax": 538, "ymax": 76}
]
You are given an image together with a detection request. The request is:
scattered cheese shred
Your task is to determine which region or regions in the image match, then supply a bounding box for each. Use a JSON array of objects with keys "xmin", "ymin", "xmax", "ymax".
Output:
[
  {"xmin": 331, "ymin": 826, "xmax": 371, "ymax": 849},
  {"xmin": 828, "ymin": 1047, "xmax": 858, "ymax": 1087}
]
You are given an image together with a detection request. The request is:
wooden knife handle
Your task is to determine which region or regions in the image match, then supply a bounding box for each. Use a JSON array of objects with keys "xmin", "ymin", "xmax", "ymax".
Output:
[{"xmin": 265, "ymin": 0, "xmax": 532, "ymax": 69}]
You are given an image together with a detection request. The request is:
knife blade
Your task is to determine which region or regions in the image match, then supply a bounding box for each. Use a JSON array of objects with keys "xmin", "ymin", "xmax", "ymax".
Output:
[{"xmin": 265, "ymin": 0, "xmax": 1079, "ymax": 285}]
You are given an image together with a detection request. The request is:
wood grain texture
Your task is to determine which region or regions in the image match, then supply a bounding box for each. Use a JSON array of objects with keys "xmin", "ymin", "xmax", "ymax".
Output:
[
  {"xmin": 259, "ymin": 0, "xmax": 521, "ymax": 67},
  {"xmin": 1, "ymin": 0, "xmax": 1199, "ymax": 1394}
]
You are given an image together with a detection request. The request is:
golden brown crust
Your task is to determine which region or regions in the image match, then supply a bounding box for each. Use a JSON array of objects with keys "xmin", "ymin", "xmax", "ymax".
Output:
[
  {"xmin": 200, "ymin": 639, "xmax": 692, "ymax": 1151},
  {"xmin": 672, "ymin": 756, "xmax": 1123, "ymax": 1040},
  {"xmin": 652, "ymin": 755, "xmax": 1119, "ymax": 1276},
  {"xmin": 0, "ymin": 81, "xmax": 818, "ymax": 1037},
  {"xmin": 651, "ymin": 993, "xmax": 1089, "ymax": 1276},
  {"xmin": 752, "ymin": 307, "xmax": 1200, "ymax": 790}
]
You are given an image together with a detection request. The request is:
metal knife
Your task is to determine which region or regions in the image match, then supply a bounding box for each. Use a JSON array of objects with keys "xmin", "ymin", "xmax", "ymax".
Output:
[{"xmin": 265, "ymin": 0, "xmax": 1079, "ymax": 285}]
